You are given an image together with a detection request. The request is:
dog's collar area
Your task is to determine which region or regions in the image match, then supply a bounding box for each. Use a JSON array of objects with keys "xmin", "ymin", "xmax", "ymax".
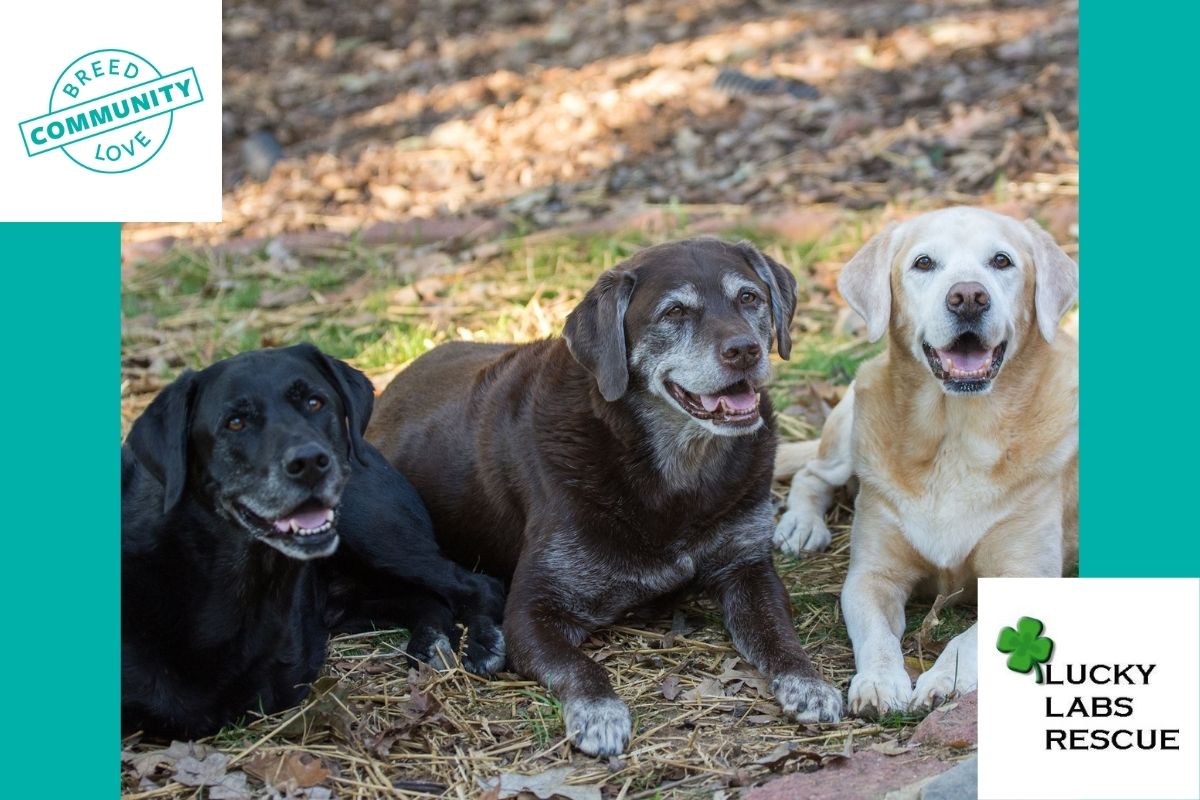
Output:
[
  {"xmin": 921, "ymin": 335, "xmax": 1008, "ymax": 393},
  {"xmin": 665, "ymin": 379, "xmax": 761, "ymax": 426}
]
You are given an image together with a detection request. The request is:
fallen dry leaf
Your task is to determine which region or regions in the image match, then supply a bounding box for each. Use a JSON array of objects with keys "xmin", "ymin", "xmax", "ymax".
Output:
[
  {"xmin": 208, "ymin": 771, "xmax": 253, "ymax": 800},
  {"xmin": 279, "ymin": 675, "xmax": 355, "ymax": 738},
  {"xmin": 361, "ymin": 678, "xmax": 450, "ymax": 756},
  {"xmin": 680, "ymin": 676, "xmax": 726, "ymax": 702},
  {"xmin": 716, "ymin": 657, "xmax": 753, "ymax": 683},
  {"xmin": 122, "ymin": 740, "xmax": 214, "ymax": 779},
  {"xmin": 659, "ymin": 609, "xmax": 703, "ymax": 648},
  {"xmin": 173, "ymin": 752, "xmax": 233, "ymax": 787},
  {"xmin": 904, "ymin": 655, "xmax": 932, "ymax": 674},
  {"xmin": 244, "ymin": 752, "xmax": 330, "ymax": 790},
  {"xmin": 588, "ymin": 646, "xmax": 617, "ymax": 663},
  {"xmin": 744, "ymin": 714, "xmax": 780, "ymax": 725},
  {"xmin": 867, "ymin": 739, "xmax": 912, "ymax": 756},
  {"xmin": 753, "ymin": 743, "xmax": 846, "ymax": 773},
  {"xmin": 914, "ymin": 589, "xmax": 964, "ymax": 664},
  {"xmin": 478, "ymin": 766, "xmax": 602, "ymax": 800}
]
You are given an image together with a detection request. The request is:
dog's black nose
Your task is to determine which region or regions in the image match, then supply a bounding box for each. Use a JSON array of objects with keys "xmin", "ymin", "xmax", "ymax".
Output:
[
  {"xmin": 946, "ymin": 281, "xmax": 990, "ymax": 321},
  {"xmin": 720, "ymin": 336, "xmax": 762, "ymax": 370},
  {"xmin": 283, "ymin": 443, "xmax": 332, "ymax": 485}
]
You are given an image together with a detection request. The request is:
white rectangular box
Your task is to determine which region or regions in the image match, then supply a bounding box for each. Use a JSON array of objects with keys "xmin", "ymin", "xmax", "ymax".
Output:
[
  {"xmin": 0, "ymin": 0, "xmax": 221, "ymax": 221},
  {"xmin": 978, "ymin": 578, "xmax": 1199, "ymax": 800}
]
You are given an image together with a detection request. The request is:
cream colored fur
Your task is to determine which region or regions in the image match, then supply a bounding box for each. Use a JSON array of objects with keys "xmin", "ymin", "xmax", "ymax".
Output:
[{"xmin": 773, "ymin": 207, "xmax": 1078, "ymax": 716}]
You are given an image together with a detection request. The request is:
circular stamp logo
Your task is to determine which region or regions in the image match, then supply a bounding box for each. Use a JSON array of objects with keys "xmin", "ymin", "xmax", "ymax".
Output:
[{"xmin": 18, "ymin": 48, "xmax": 204, "ymax": 174}]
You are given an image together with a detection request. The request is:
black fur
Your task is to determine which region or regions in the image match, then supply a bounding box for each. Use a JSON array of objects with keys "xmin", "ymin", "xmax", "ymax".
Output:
[{"xmin": 121, "ymin": 344, "xmax": 505, "ymax": 739}]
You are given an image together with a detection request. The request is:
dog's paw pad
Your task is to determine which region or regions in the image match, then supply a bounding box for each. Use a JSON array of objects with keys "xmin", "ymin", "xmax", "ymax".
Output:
[
  {"xmin": 563, "ymin": 696, "xmax": 631, "ymax": 757},
  {"xmin": 847, "ymin": 670, "xmax": 914, "ymax": 718},
  {"xmin": 913, "ymin": 668, "xmax": 974, "ymax": 710},
  {"xmin": 464, "ymin": 622, "xmax": 507, "ymax": 676},
  {"xmin": 772, "ymin": 674, "xmax": 843, "ymax": 723}
]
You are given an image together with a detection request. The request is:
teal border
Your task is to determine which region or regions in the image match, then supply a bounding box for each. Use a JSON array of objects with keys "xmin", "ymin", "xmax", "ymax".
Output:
[
  {"xmin": 0, "ymin": 223, "xmax": 119, "ymax": 795},
  {"xmin": 1078, "ymin": 7, "xmax": 1198, "ymax": 577},
  {"xmin": 0, "ymin": 5, "xmax": 1194, "ymax": 794}
]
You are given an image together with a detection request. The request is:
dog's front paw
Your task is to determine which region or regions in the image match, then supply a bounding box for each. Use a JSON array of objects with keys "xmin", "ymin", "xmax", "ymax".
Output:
[
  {"xmin": 562, "ymin": 696, "xmax": 632, "ymax": 757},
  {"xmin": 913, "ymin": 666, "xmax": 975, "ymax": 710},
  {"xmin": 772, "ymin": 507, "xmax": 832, "ymax": 555},
  {"xmin": 408, "ymin": 632, "xmax": 457, "ymax": 671},
  {"xmin": 771, "ymin": 674, "xmax": 843, "ymax": 723},
  {"xmin": 462, "ymin": 617, "xmax": 507, "ymax": 676},
  {"xmin": 848, "ymin": 668, "xmax": 914, "ymax": 718}
]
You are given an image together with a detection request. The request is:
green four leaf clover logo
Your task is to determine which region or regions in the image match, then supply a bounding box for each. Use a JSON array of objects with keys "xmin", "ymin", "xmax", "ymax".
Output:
[{"xmin": 996, "ymin": 616, "xmax": 1055, "ymax": 683}]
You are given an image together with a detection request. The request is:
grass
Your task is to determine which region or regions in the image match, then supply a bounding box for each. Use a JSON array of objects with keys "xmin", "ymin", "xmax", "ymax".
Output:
[
  {"xmin": 120, "ymin": 216, "xmax": 977, "ymax": 798},
  {"xmin": 120, "ymin": 220, "xmax": 871, "ymax": 437},
  {"xmin": 123, "ymin": 233, "xmax": 631, "ymax": 394},
  {"xmin": 515, "ymin": 690, "xmax": 564, "ymax": 749},
  {"xmin": 121, "ymin": 221, "xmax": 865, "ymax": 396}
]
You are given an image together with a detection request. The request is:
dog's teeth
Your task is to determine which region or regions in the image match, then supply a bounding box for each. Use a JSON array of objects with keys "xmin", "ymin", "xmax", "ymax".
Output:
[
  {"xmin": 291, "ymin": 520, "xmax": 332, "ymax": 537},
  {"xmin": 944, "ymin": 356, "xmax": 954, "ymax": 370}
]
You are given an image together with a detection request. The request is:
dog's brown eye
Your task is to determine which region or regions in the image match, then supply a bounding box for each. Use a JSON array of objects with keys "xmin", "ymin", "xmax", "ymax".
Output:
[
  {"xmin": 305, "ymin": 396, "xmax": 324, "ymax": 412},
  {"xmin": 991, "ymin": 252, "xmax": 1013, "ymax": 269},
  {"xmin": 664, "ymin": 305, "xmax": 686, "ymax": 318},
  {"xmin": 739, "ymin": 290, "xmax": 758, "ymax": 304},
  {"xmin": 913, "ymin": 255, "xmax": 933, "ymax": 271},
  {"xmin": 227, "ymin": 417, "xmax": 245, "ymax": 432}
]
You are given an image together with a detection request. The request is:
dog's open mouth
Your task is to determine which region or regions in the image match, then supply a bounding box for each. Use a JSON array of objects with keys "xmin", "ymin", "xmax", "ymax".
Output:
[
  {"xmin": 236, "ymin": 498, "xmax": 338, "ymax": 549},
  {"xmin": 922, "ymin": 333, "xmax": 1008, "ymax": 392},
  {"xmin": 666, "ymin": 379, "xmax": 762, "ymax": 426}
]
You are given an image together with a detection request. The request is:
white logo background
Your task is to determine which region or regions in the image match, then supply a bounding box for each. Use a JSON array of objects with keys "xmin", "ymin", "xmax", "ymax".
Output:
[
  {"xmin": 2, "ymin": 0, "xmax": 220, "ymax": 222},
  {"xmin": 978, "ymin": 577, "xmax": 1199, "ymax": 800}
]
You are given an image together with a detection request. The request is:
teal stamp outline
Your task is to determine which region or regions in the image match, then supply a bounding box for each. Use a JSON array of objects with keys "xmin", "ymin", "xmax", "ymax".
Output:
[{"xmin": 17, "ymin": 48, "xmax": 204, "ymax": 174}]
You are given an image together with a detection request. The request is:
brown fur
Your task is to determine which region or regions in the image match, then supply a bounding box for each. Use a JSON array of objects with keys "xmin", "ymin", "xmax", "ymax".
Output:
[{"xmin": 368, "ymin": 239, "xmax": 841, "ymax": 755}]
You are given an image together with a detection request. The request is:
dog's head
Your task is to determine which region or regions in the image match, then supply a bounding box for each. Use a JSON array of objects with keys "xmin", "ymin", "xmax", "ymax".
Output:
[
  {"xmin": 563, "ymin": 238, "xmax": 797, "ymax": 436},
  {"xmin": 838, "ymin": 207, "xmax": 1077, "ymax": 395},
  {"xmin": 126, "ymin": 343, "xmax": 375, "ymax": 560}
]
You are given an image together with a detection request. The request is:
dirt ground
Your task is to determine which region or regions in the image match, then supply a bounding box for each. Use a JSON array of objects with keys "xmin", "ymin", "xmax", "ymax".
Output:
[
  {"xmin": 120, "ymin": 1, "xmax": 1077, "ymax": 797},
  {"xmin": 124, "ymin": 0, "xmax": 1077, "ymax": 254}
]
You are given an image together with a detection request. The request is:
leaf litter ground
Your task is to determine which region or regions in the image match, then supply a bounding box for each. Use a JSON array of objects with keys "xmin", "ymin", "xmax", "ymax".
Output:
[
  {"xmin": 119, "ymin": 0, "xmax": 1078, "ymax": 793},
  {"xmin": 120, "ymin": 216, "xmax": 1020, "ymax": 798}
]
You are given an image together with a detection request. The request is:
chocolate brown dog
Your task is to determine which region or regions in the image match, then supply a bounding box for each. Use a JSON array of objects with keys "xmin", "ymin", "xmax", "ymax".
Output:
[{"xmin": 367, "ymin": 239, "xmax": 843, "ymax": 756}]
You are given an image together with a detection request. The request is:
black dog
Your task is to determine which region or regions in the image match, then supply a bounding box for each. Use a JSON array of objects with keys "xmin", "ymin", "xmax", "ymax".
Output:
[{"xmin": 122, "ymin": 343, "xmax": 506, "ymax": 739}]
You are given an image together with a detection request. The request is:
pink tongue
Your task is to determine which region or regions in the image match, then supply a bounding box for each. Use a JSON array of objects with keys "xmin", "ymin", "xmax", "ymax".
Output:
[
  {"xmin": 700, "ymin": 390, "xmax": 758, "ymax": 413},
  {"xmin": 273, "ymin": 507, "xmax": 331, "ymax": 533},
  {"xmin": 937, "ymin": 349, "xmax": 990, "ymax": 372}
]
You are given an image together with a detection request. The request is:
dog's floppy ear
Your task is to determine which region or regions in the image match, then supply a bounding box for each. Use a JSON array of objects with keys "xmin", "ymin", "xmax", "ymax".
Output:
[
  {"xmin": 736, "ymin": 241, "xmax": 799, "ymax": 360},
  {"xmin": 837, "ymin": 224, "xmax": 897, "ymax": 343},
  {"xmin": 297, "ymin": 343, "xmax": 375, "ymax": 467},
  {"xmin": 127, "ymin": 370, "xmax": 197, "ymax": 514},
  {"xmin": 1024, "ymin": 219, "xmax": 1079, "ymax": 343},
  {"xmin": 563, "ymin": 269, "xmax": 637, "ymax": 402}
]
